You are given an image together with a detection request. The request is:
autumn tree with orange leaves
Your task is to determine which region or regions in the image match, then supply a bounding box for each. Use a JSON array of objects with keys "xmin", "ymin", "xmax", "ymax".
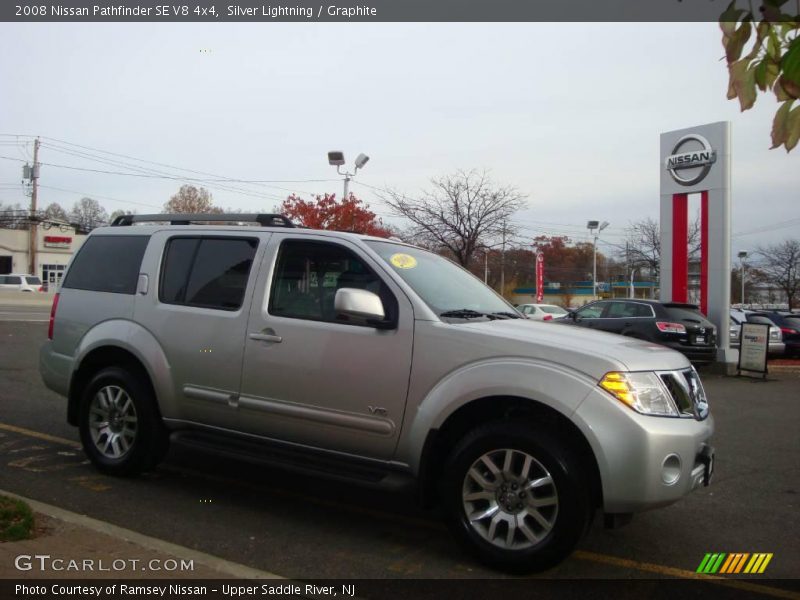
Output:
[{"xmin": 281, "ymin": 193, "xmax": 393, "ymax": 238}]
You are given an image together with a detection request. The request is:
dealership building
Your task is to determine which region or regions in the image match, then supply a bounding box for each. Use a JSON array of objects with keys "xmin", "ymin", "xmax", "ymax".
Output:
[{"xmin": 0, "ymin": 225, "xmax": 86, "ymax": 288}]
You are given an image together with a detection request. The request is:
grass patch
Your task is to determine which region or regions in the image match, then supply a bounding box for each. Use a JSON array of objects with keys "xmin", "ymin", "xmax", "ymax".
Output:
[{"xmin": 0, "ymin": 495, "xmax": 34, "ymax": 541}]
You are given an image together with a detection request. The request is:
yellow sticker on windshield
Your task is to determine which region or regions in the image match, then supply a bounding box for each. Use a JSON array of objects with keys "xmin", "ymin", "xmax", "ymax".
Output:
[{"xmin": 390, "ymin": 253, "xmax": 418, "ymax": 269}]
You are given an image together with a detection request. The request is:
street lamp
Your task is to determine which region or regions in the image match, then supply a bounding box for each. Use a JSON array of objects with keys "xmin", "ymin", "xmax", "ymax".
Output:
[
  {"xmin": 587, "ymin": 220, "xmax": 609, "ymax": 300},
  {"xmin": 327, "ymin": 151, "xmax": 369, "ymax": 201},
  {"xmin": 738, "ymin": 251, "xmax": 748, "ymax": 305}
]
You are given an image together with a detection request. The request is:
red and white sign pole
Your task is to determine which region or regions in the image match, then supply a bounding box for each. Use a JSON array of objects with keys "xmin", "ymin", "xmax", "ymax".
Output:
[{"xmin": 535, "ymin": 252, "xmax": 544, "ymax": 303}]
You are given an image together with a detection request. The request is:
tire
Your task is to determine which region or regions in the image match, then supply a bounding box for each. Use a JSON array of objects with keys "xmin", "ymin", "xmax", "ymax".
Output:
[
  {"xmin": 440, "ymin": 420, "xmax": 592, "ymax": 573},
  {"xmin": 78, "ymin": 366, "xmax": 169, "ymax": 476}
]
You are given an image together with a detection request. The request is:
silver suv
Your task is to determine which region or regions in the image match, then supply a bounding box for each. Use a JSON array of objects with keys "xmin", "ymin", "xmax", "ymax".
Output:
[{"xmin": 40, "ymin": 213, "xmax": 714, "ymax": 573}]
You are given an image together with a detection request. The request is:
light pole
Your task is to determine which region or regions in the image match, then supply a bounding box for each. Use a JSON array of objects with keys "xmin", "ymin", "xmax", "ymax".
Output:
[
  {"xmin": 327, "ymin": 150, "xmax": 369, "ymax": 201},
  {"xmin": 738, "ymin": 251, "xmax": 747, "ymax": 306},
  {"xmin": 629, "ymin": 267, "xmax": 638, "ymax": 299},
  {"xmin": 587, "ymin": 220, "xmax": 609, "ymax": 301}
]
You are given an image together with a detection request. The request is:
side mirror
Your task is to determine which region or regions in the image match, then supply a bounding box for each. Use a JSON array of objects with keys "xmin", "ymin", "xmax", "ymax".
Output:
[
  {"xmin": 568, "ymin": 311, "xmax": 577, "ymax": 321},
  {"xmin": 334, "ymin": 288, "xmax": 394, "ymax": 329}
]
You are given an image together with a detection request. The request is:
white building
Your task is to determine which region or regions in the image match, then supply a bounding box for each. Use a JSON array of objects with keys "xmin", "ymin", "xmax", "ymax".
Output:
[{"xmin": 0, "ymin": 224, "xmax": 86, "ymax": 288}]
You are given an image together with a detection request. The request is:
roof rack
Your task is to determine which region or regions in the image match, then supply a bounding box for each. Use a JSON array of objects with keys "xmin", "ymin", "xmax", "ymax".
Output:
[{"xmin": 111, "ymin": 213, "xmax": 295, "ymax": 228}]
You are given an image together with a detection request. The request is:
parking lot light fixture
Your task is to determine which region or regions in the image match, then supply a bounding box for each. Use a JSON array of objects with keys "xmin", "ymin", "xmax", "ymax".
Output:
[
  {"xmin": 588, "ymin": 220, "xmax": 609, "ymax": 301},
  {"xmin": 327, "ymin": 150, "xmax": 369, "ymax": 202},
  {"xmin": 738, "ymin": 251, "xmax": 748, "ymax": 305}
]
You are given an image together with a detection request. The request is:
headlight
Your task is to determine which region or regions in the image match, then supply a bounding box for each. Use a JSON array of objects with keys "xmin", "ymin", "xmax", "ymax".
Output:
[{"xmin": 599, "ymin": 371, "xmax": 679, "ymax": 417}]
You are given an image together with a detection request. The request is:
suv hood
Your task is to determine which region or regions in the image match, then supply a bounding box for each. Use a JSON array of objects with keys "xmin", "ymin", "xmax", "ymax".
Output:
[{"xmin": 458, "ymin": 319, "xmax": 691, "ymax": 379}]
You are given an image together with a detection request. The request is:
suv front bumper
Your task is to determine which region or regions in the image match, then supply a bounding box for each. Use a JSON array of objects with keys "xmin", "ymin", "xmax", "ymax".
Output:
[{"xmin": 574, "ymin": 387, "xmax": 715, "ymax": 513}]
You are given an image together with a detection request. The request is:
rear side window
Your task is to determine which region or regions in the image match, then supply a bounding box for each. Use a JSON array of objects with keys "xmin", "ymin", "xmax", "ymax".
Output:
[
  {"xmin": 62, "ymin": 236, "xmax": 149, "ymax": 294},
  {"xmin": 607, "ymin": 302, "xmax": 653, "ymax": 318},
  {"xmin": 25, "ymin": 277, "xmax": 42, "ymax": 285},
  {"xmin": 664, "ymin": 306, "xmax": 706, "ymax": 322},
  {"xmin": 160, "ymin": 237, "xmax": 257, "ymax": 311}
]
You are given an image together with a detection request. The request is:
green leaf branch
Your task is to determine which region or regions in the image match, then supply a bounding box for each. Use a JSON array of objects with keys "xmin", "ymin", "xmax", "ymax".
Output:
[{"xmin": 721, "ymin": 0, "xmax": 800, "ymax": 150}]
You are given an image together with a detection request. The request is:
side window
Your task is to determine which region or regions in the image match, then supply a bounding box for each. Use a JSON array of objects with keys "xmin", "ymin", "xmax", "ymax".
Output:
[
  {"xmin": 62, "ymin": 236, "xmax": 149, "ymax": 294},
  {"xmin": 159, "ymin": 237, "xmax": 257, "ymax": 311},
  {"xmin": 269, "ymin": 240, "xmax": 396, "ymax": 326},
  {"xmin": 576, "ymin": 302, "xmax": 606, "ymax": 319},
  {"xmin": 607, "ymin": 302, "xmax": 651, "ymax": 318},
  {"xmin": 747, "ymin": 315, "xmax": 775, "ymax": 327}
]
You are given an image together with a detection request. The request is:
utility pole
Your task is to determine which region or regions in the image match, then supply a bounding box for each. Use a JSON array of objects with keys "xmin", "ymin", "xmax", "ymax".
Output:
[
  {"xmin": 500, "ymin": 219, "xmax": 507, "ymax": 296},
  {"xmin": 28, "ymin": 137, "xmax": 41, "ymax": 276}
]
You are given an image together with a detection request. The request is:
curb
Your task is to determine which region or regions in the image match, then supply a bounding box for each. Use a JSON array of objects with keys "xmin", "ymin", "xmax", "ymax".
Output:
[{"xmin": 0, "ymin": 489, "xmax": 284, "ymax": 580}]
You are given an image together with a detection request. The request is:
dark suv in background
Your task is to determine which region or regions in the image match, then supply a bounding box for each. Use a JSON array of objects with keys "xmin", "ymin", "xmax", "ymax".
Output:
[
  {"xmin": 559, "ymin": 299, "xmax": 717, "ymax": 365},
  {"xmin": 747, "ymin": 311, "xmax": 800, "ymax": 357}
]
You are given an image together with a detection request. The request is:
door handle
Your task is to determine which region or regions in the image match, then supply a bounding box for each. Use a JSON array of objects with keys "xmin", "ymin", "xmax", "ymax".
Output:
[{"xmin": 249, "ymin": 332, "xmax": 283, "ymax": 343}]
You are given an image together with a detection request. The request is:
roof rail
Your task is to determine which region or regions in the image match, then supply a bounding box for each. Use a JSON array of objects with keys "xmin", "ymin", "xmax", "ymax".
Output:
[{"xmin": 110, "ymin": 213, "xmax": 295, "ymax": 228}]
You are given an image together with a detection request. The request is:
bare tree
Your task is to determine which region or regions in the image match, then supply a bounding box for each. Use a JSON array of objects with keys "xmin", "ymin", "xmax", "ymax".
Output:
[
  {"xmin": 382, "ymin": 170, "xmax": 526, "ymax": 268},
  {"xmin": 70, "ymin": 198, "xmax": 108, "ymax": 233},
  {"xmin": 624, "ymin": 216, "xmax": 701, "ymax": 279},
  {"xmin": 164, "ymin": 185, "xmax": 220, "ymax": 214},
  {"xmin": 109, "ymin": 209, "xmax": 136, "ymax": 224},
  {"xmin": 0, "ymin": 202, "xmax": 29, "ymax": 230},
  {"xmin": 43, "ymin": 202, "xmax": 69, "ymax": 223},
  {"xmin": 756, "ymin": 239, "xmax": 800, "ymax": 308}
]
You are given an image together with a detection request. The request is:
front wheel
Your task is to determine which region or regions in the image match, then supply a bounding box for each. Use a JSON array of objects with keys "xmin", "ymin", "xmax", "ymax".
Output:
[
  {"xmin": 441, "ymin": 421, "xmax": 593, "ymax": 573},
  {"xmin": 78, "ymin": 366, "xmax": 169, "ymax": 476}
]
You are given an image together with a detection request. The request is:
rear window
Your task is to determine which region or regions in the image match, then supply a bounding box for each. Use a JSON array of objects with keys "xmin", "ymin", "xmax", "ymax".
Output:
[
  {"xmin": 664, "ymin": 306, "xmax": 706, "ymax": 323},
  {"xmin": 62, "ymin": 235, "xmax": 149, "ymax": 294}
]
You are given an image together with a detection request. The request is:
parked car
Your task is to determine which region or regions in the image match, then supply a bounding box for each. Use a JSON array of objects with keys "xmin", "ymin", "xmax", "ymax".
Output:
[
  {"xmin": 747, "ymin": 311, "xmax": 800, "ymax": 358},
  {"xmin": 0, "ymin": 273, "xmax": 44, "ymax": 292},
  {"xmin": 40, "ymin": 213, "xmax": 714, "ymax": 573},
  {"xmin": 516, "ymin": 303, "xmax": 569, "ymax": 321},
  {"xmin": 558, "ymin": 299, "xmax": 717, "ymax": 365},
  {"xmin": 729, "ymin": 310, "xmax": 784, "ymax": 357}
]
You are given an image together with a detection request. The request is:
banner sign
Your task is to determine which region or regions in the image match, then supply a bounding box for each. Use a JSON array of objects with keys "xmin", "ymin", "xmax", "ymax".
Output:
[
  {"xmin": 738, "ymin": 323, "xmax": 769, "ymax": 378},
  {"xmin": 43, "ymin": 235, "xmax": 72, "ymax": 248},
  {"xmin": 535, "ymin": 253, "xmax": 544, "ymax": 303}
]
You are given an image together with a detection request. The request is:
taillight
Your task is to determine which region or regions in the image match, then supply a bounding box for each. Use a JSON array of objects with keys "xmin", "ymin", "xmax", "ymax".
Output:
[
  {"xmin": 48, "ymin": 293, "xmax": 60, "ymax": 340},
  {"xmin": 656, "ymin": 321, "xmax": 686, "ymax": 334},
  {"xmin": 780, "ymin": 327, "xmax": 798, "ymax": 335},
  {"xmin": 543, "ymin": 314, "xmax": 553, "ymax": 321}
]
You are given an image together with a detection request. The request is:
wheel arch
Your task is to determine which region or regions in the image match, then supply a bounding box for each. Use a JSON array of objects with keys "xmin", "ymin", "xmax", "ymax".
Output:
[
  {"xmin": 68, "ymin": 346, "xmax": 160, "ymax": 427},
  {"xmin": 417, "ymin": 395, "xmax": 603, "ymax": 511}
]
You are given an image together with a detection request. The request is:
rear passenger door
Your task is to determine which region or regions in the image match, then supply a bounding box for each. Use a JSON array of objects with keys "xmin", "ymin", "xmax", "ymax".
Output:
[
  {"xmin": 238, "ymin": 234, "xmax": 414, "ymax": 460},
  {"xmin": 134, "ymin": 231, "xmax": 269, "ymax": 430},
  {"xmin": 599, "ymin": 301, "xmax": 653, "ymax": 335}
]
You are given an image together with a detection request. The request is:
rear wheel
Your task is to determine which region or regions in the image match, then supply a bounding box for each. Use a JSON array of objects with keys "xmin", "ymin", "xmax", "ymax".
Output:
[
  {"xmin": 441, "ymin": 421, "xmax": 592, "ymax": 573},
  {"xmin": 78, "ymin": 366, "xmax": 169, "ymax": 476}
]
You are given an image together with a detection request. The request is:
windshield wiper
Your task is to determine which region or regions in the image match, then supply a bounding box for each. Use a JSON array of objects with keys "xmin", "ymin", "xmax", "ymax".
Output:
[
  {"xmin": 490, "ymin": 311, "xmax": 522, "ymax": 319},
  {"xmin": 440, "ymin": 309, "xmax": 510, "ymax": 320}
]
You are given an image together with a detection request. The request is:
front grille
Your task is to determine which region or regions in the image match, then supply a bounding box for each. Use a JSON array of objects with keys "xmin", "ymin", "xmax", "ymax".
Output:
[{"xmin": 659, "ymin": 368, "xmax": 709, "ymax": 420}]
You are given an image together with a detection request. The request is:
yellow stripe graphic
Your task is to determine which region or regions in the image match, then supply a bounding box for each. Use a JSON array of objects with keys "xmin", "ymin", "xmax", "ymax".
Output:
[
  {"xmin": 746, "ymin": 554, "xmax": 764, "ymax": 574},
  {"xmin": 759, "ymin": 554, "xmax": 774, "ymax": 574}
]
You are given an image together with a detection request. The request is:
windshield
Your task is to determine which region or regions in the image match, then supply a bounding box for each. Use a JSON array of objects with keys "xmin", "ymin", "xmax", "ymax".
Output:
[
  {"xmin": 365, "ymin": 241, "xmax": 514, "ymax": 319},
  {"xmin": 540, "ymin": 305, "xmax": 567, "ymax": 315}
]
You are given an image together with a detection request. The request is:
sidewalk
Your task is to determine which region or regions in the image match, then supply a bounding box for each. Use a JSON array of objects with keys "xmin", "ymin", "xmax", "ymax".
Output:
[{"xmin": 0, "ymin": 492, "xmax": 282, "ymax": 580}]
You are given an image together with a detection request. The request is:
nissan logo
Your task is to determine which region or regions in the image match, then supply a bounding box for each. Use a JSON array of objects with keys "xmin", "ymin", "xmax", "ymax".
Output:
[{"xmin": 665, "ymin": 133, "xmax": 717, "ymax": 186}]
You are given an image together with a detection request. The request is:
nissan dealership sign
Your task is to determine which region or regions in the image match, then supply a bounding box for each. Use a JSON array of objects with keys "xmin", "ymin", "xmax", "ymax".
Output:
[{"xmin": 665, "ymin": 133, "xmax": 717, "ymax": 186}]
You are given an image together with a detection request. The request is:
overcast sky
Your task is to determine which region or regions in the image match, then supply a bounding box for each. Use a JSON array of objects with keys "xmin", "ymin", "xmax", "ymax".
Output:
[{"xmin": 0, "ymin": 22, "xmax": 797, "ymax": 261}]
